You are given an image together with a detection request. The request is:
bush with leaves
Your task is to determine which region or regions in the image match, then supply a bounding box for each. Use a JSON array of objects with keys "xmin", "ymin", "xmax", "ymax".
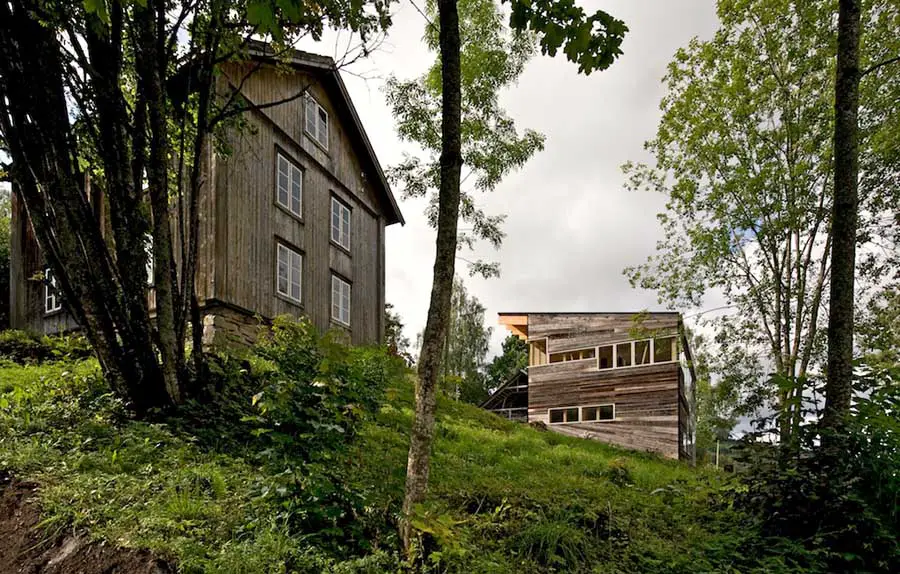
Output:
[
  {"xmin": 0, "ymin": 329, "xmax": 93, "ymax": 364},
  {"xmin": 731, "ymin": 364, "xmax": 900, "ymax": 573},
  {"xmin": 188, "ymin": 316, "xmax": 407, "ymax": 553}
]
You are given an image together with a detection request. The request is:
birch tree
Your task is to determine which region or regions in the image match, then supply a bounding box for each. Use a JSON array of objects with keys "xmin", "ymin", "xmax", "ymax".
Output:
[
  {"xmin": 623, "ymin": 0, "xmax": 899, "ymax": 442},
  {"xmin": 396, "ymin": 0, "xmax": 627, "ymax": 555}
]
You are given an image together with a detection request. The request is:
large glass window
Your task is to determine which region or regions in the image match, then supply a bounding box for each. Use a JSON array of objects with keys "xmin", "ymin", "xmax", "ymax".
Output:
[
  {"xmin": 654, "ymin": 336, "xmax": 675, "ymax": 363},
  {"xmin": 331, "ymin": 275, "xmax": 351, "ymax": 326},
  {"xmin": 276, "ymin": 243, "xmax": 302, "ymax": 303},
  {"xmin": 635, "ymin": 340, "xmax": 651, "ymax": 365},
  {"xmin": 276, "ymin": 152, "xmax": 303, "ymax": 217},
  {"xmin": 598, "ymin": 345, "xmax": 614, "ymax": 369},
  {"xmin": 615, "ymin": 342, "xmax": 633, "ymax": 367}
]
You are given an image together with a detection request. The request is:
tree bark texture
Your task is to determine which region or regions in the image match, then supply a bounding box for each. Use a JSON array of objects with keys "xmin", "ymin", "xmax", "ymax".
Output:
[
  {"xmin": 401, "ymin": 0, "xmax": 463, "ymax": 555},
  {"xmin": 0, "ymin": 0, "xmax": 171, "ymax": 414},
  {"xmin": 823, "ymin": 0, "xmax": 860, "ymax": 431},
  {"xmin": 136, "ymin": 0, "xmax": 183, "ymax": 402}
]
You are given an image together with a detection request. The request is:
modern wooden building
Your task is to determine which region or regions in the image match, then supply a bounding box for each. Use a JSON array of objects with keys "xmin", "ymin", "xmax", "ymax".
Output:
[
  {"xmin": 484, "ymin": 312, "xmax": 696, "ymax": 461},
  {"xmin": 8, "ymin": 45, "xmax": 403, "ymax": 347}
]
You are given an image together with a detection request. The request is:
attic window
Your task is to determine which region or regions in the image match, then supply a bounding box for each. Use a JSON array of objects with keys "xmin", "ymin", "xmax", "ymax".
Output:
[
  {"xmin": 304, "ymin": 94, "xmax": 328, "ymax": 150},
  {"xmin": 44, "ymin": 267, "xmax": 62, "ymax": 314}
]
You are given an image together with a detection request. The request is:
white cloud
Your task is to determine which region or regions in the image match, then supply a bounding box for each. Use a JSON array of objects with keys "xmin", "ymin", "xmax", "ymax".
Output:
[{"xmin": 301, "ymin": 1, "xmax": 720, "ymax": 357}]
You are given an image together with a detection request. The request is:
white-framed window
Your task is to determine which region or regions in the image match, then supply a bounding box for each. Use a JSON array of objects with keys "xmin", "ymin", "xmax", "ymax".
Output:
[
  {"xmin": 331, "ymin": 196, "xmax": 351, "ymax": 250},
  {"xmin": 304, "ymin": 94, "xmax": 329, "ymax": 150},
  {"xmin": 276, "ymin": 152, "xmax": 303, "ymax": 217},
  {"xmin": 44, "ymin": 267, "xmax": 62, "ymax": 314},
  {"xmin": 276, "ymin": 243, "xmax": 303, "ymax": 304},
  {"xmin": 548, "ymin": 404, "xmax": 615, "ymax": 424},
  {"xmin": 144, "ymin": 233, "xmax": 154, "ymax": 286},
  {"xmin": 331, "ymin": 274, "xmax": 351, "ymax": 326},
  {"xmin": 542, "ymin": 335, "xmax": 679, "ymax": 370}
]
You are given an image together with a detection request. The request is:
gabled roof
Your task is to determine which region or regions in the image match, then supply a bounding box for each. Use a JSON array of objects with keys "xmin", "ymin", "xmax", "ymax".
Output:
[{"xmin": 246, "ymin": 41, "xmax": 404, "ymax": 226}]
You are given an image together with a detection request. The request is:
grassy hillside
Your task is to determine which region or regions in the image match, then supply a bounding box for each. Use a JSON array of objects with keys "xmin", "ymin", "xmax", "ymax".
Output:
[{"xmin": 0, "ymin": 329, "xmax": 778, "ymax": 573}]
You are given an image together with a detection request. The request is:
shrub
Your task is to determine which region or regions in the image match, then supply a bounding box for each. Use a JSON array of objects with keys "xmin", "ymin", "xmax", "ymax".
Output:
[
  {"xmin": 173, "ymin": 316, "xmax": 407, "ymax": 556},
  {"xmin": 732, "ymin": 365, "xmax": 900, "ymax": 573},
  {"xmin": 0, "ymin": 329, "xmax": 92, "ymax": 364},
  {"xmin": 248, "ymin": 315, "xmax": 406, "ymax": 459}
]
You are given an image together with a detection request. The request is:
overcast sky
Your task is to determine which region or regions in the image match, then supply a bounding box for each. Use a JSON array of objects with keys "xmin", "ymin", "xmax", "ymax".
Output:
[{"xmin": 298, "ymin": 1, "xmax": 723, "ymax": 357}]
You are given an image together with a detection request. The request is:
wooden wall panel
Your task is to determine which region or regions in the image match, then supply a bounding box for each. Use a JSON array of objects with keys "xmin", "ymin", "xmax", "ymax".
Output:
[
  {"xmin": 529, "ymin": 358, "xmax": 681, "ymax": 459},
  {"xmin": 528, "ymin": 313, "xmax": 679, "ymax": 341},
  {"xmin": 9, "ymin": 190, "xmax": 79, "ymax": 334},
  {"xmin": 219, "ymin": 63, "xmax": 382, "ymax": 216}
]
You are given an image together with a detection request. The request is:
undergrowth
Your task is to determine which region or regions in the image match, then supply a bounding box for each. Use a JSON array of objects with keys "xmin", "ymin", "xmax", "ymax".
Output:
[{"xmin": 0, "ymin": 319, "xmax": 864, "ymax": 573}]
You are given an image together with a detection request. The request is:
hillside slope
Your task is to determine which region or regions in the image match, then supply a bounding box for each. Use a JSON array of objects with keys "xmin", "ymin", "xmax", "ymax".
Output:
[{"xmin": 0, "ymin": 352, "xmax": 762, "ymax": 573}]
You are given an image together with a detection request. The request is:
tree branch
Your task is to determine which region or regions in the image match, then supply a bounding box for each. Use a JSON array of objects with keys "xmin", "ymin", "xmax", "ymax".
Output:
[{"xmin": 861, "ymin": 54, "xmax": 900, "ymax": 77}]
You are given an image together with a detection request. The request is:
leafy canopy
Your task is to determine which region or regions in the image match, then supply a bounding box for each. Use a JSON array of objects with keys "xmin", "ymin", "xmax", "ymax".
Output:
[{"xmin": 385, "ymin": 0, "xmax": 547, "ymax": 277}]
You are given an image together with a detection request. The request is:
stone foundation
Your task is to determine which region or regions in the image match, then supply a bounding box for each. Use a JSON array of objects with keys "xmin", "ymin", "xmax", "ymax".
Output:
[{"xmin": 201, "ymin": 306, "xmax": 268, "ymax": 350}]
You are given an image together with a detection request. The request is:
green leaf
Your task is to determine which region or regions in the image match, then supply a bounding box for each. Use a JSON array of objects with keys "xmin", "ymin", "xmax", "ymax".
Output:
[{"xmin": 83, "ymin": 0, "xmax": 110, "ymax": 23}]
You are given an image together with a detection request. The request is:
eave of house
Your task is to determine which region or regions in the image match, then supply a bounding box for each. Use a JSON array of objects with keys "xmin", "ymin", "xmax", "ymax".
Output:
[{"xmin": 246, "ymin": 41, "xmax": 404, "ymax": 226}]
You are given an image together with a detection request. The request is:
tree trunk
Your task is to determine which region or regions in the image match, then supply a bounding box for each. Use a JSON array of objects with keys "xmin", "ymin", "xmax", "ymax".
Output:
[
  {"xmin": 400, "ymin": 0, "xmax": 462, "ymax": 556},
  {"xmin": 0, "ymin": 0, "xmax": 171, "ymax": 415},
  {"xmin": 136, "ymin": 0, "xmax": 183, "ymax": 402},
  {"xmin": 823, "ymin": 0, "xmax": 860, "ymax": 432}
]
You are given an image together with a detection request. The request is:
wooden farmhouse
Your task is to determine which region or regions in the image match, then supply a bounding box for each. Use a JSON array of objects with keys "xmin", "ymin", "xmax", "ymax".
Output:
[
  {"xmin": 483, "ymin": 312, "xmax": 696, "ymax": 461},
  {"xmin": 8, "ymin": 44, "xmax": 404, "ymax": 347}
]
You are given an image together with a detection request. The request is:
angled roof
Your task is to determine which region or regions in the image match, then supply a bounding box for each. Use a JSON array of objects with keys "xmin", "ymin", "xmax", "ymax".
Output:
[
  {"xmin": 246, "ymin": 41, "xmax": 404, "ymax": 226},
  {"xmin": 497, "ymin": 311, "xmax": 681, "ymax": 316}
]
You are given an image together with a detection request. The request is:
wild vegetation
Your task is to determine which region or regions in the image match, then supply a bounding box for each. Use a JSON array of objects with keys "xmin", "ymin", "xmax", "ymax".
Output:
[
  {"xmin": 3, "ymin": 326, "xmax": 897, "ymax": 572},
  {"xmin": 1, "ymin": 0, "xmax": 897, "ymax": 571}
]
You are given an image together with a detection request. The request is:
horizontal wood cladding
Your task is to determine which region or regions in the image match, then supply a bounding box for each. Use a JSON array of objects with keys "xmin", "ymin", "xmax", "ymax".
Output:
[
  {"xmin": 551, "ymin": 423, "xmax": 679, "ymax": 458},
  {"xmin": 528, "ymin": 362, "xmax": 681, "ymax": 459},
  {"xmin": 528, "ymin": 313, "xmax": 679, "ymax": 342},
  {"xmin": 546, "ymin": 327, "xmax": 678, "ymax": 354}
]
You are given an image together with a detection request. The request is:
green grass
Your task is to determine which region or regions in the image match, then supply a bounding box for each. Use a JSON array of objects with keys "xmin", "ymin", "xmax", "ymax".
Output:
[{"xmin": 0, "ymin": 356, "xmax": 760, "ymax": 573}]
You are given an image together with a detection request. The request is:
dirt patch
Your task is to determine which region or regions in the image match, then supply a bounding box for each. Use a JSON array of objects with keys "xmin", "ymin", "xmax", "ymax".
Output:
[{"xmin": 0, "ymin": 470, "xmax": 172, "ymax": 574}]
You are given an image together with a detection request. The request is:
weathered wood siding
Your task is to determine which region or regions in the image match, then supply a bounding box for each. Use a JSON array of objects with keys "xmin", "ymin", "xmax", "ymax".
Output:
[
  {"xmin": 9, "ymin": 190, "xmax": 80, "ymax": 334},
  {"xmin": 211, "ymin": 63, "xmax": 385, "ymax": 345},
  {"xmin": 8, "ymin": 61, "xmax": 390, "ymax": 348},
  {"xmin": 525, "ymin": 313, "xmax": 685, "ymax": 459},
  {"xmin": 530, "ymin": 362, "xmax": 680, "ymax": 458}
]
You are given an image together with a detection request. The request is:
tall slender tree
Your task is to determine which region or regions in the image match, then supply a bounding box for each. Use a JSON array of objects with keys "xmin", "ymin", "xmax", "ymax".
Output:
[
  {"xmin": 398, "ymin": 0, "xmax": 627, "ymax": 555},
  {"xmin": 822, "ymin": 0, "xmax": 862, "ymax": 431},
  {"xmin": 623, "ymin": 0, "xmax": 899, "ymax": 442}
]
